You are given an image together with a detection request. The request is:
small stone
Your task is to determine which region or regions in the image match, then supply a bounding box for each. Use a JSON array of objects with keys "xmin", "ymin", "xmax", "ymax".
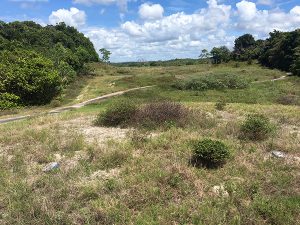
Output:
[
  {"xmin": 271, "ymin": 151, "xmax": 286, "ymax": 158},
  {"xmin": 212, "ymin": 185, "xmax": 229, "ymax": 197},
  {"xmin": 43, "ymin": 162, "xmax": 60, "ymax": 172}
]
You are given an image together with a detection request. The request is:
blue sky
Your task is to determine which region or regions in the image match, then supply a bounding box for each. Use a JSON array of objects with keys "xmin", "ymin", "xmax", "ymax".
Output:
[{"xmin": 1, "ymin": 0, "xmax": 300, "ymax": 61}]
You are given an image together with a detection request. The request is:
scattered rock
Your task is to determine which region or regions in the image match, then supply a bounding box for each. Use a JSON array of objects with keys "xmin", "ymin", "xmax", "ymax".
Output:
[
  {"xmin": 212, "ymin": 185, "xmax": 229, "ymax": 197},
  {"xmin": 43, "ymin": 162, "xmax": 60, "ymax": 172},
  {"xmin": 271, "ymin": 151, "xmax": 286, "ymax": 158}
]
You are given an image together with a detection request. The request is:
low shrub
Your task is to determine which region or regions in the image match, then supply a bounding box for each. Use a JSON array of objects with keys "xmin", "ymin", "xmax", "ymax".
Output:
[
  {"xmin": 191, "ymin": 139, "xmax": 231, "ymax": 168},
  {"xmin": 135, "ymin": 101, "xmax": 189, "ymax": 128},
  {"xmin": 240, "ymin": 114, "xmax": 275, "ymax": 141},
  {"xmin": 95, "ymin": 101, "xmax": 189, "ymax": 129},
  {"xmin": 215, "ymin": 98, "xmax": 227, "ymax": 110},
  {"xmin": 173, "ymin": 73, "xmax": 249, "ymax": 91},
  {"xmin": 277, "ymin": 94, "xmax": 299, "ymax": 106},
  {"xmin": 94, "ymin": 101, "xmax": 137, "ymax": 127}
]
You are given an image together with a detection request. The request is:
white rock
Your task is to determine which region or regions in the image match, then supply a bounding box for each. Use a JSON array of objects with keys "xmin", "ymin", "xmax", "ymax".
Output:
[
  {"xmin": 271, "ymin": 151, "xmax": 286, "ymax": 158},
  {"xmin": 43, "ymin": 162, "xmax": 60, "ymax": 172},
  {"xmin": 212, "ymin": 185, "xmax": 229, "ymax": 197}
]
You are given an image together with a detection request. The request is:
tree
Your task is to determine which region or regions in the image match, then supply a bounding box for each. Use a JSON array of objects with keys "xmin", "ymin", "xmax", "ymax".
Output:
[
  {"xmin": 258, "ymin": 29, "xmax": 300, "ymax": 74},
  {"xmin": 199, "ymin": 49, "xmax": 211, "ymax": 63},
  {"xmin": 0, "ymin": 49, "xmax": 62, "ymax": 105},
  {"xmin": 233, "ymin": 34, "xmax": 256, "ymax": 61},
  {"xmin": 99, "ymin": 48, "xmax": 111, "ymax": 63},
  {"xmin": 210, "ymin": 46, "xmax": 231, "ymax": 64}
]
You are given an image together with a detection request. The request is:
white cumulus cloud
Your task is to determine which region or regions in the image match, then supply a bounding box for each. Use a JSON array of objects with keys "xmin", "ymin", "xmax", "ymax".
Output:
[
  {"xmin": 236, "ymin": 1, "xmax": 300, "ymax": 34},
  {"xmin": 236, "ymin": 0, "xmax": 257, "ymax": 21},
  {"xmin": 49, "ymin": 7, "xmax": 86, "ymax": 28},
  {"xmin": 139, "ymin": 3, "xmax": 164, "ymax": 20}
]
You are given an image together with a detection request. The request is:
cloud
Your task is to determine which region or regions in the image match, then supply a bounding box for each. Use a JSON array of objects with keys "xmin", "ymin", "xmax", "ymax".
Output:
[
  {"xmin": 257, "ymin": 0, "xmax": 273, "ymax": 6},
  {"xmin": 236, "ymin": 1, "xmax": 300, "ymax": 34},
  {"xmin": 139, "ymin": 3, "xmax": 164, "ymax": 20},
  {"xmin": 83, "ymin": 0, "xmax": 234, "ymax": 61},
  {"xmin": 70, "ymin": 0, "xmax": 299, "ymax": 62},
  {"xmin": 49, "ymin": 7, "xmax": 86, "ymax": 28},
  {"xmin": 236, "ymin": 0, "xmax": 257, "ymax": 21},
  {"xmin": 73, "ymin": 0, "xmax": 132, "ymax": 12}
]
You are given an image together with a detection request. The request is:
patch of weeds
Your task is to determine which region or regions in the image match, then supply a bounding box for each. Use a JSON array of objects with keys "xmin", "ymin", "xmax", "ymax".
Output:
[
  {"xmin": 277, "ymin": 94, "xmax": 299, "ymax": 106},
  {"xmin": 253, "ymin": 195, "xmax": 300, "ymax": 225},
  {"xmin": 191, "ymin": 138, "xmax": 231, "ymax": 168},
  {"xmin": 135, "ymin": 101, "xmax": 189, "ymax": 129},
  {"xmin": 215, "ymin": 98, "xmax": 227, "ymax": 111},
  {"xmin": 240, "ymin": 114, "xmax": 275, "ymax": 141},
  {"xmin": 96, "ymin": 150, "xmax": 130, "ymax": 170}
]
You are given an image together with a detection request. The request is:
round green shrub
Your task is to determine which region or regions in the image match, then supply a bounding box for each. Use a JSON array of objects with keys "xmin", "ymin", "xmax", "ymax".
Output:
[
  {"xmin": 94, "ymin": 101, "xmax": 137, "ymax": 127},
  {"xmin": 240, "ymin": 114, "xmax": 274, "ymax": 141},
  {"xmin": 192, "ymin": 139, "xmax": 231, "ymax": 168}
]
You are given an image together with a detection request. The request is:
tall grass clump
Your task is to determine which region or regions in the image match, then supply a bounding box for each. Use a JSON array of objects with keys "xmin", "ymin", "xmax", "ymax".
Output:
[
  {"xmin": 240, "ymin": 114, "xmax": 275, "ymax": 141},
  {"xmin": 191, "ymin": 139, "xmax": 231, "ymax": 168}
]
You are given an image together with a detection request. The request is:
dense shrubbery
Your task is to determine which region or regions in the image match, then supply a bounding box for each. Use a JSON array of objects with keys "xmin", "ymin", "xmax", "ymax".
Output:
[
  {"xmin": 173, "ymin": 74, "xmax": 249, "ymax": 91},
  {"xmin": 191, "ymin": 139, "xmax": 231, "ymax": 168},
  {"xmin": 240, "ymin": 114, "xmax": 275, "ymax": 141},
  {"xmin": 0, "ymin": 93, "xmax": 20, "ymax": 110},
  {"xmin": 94, "ymin": 101, "xmax": 137, "ymax": 127},
  {"xmin": 259, "ymin": 30, "xmax": 300, "ymax": 76},
  {"xmin": 0, "ymin": 21, "xmax": 99, "ymax": 108},
  {"xmin": 0, "ymin": 49, "xmax": 62, "ymax": 105},
  {"xmin": 135, "ymin": 101, "xmax": 189, "ymax": 128},
  {"xmin": 95, "ymin": 101, "xmax": 189, "ymax": 129}
]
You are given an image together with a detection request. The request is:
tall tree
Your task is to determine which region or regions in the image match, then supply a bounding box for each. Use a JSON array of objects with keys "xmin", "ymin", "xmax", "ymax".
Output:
[
  {"xmin": 211, "ymin": 46, "xmax": 231, "ymax": 64},
  {"xmin": 99, "ymin": 48, "xmax": 111, "ymax": 63}
]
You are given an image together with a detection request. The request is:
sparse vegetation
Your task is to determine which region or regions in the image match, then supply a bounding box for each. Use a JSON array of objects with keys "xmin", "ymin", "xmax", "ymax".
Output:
[{"xmin": 0, "ymin": 45, "xmax": 299, "ymax": 225}]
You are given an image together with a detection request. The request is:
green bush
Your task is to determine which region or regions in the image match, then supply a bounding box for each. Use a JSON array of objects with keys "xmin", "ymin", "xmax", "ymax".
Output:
[
  {"xmin": 240, "ymin": 114, "xmax": 274, "ymax": 141},
  {"xmin": 191, "ymin": 139, "xmax": 231, "ymax": 168},
  {"xmin": 94, "ymin": 101, "xmax": 137, "ymax": 127},
  {"xmin": 0, "ymin": 93, "xmax": 21, "ymax": 109},
  {"xmin": 173, "ymin": 74, "xmax": 249, "ymax": 91},
  {"xmin": 215, "ymin": 98, "xmax": 227, "ymax": 110},
  {"xmin": 0, "ymin": 49, "xmax": 62, "ymax": 105}
]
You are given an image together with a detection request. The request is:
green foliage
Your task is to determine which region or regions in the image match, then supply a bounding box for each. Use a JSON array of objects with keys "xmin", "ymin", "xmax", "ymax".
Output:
[
  {"xmin": 192, "ymin": 139, "xmax": 231, "ymax": 168},
  {"xmin": 259, "ymin": 29, "xmax": 300, "ymax": 76},
  {"xmin": 211, "ymin": 46, "xmax": 231, "ymax": 64},
  {"xmin": 0, "ymin": 49, "xmax": 62, "ymax": 105},
  {"xmin": 215, "ymin": 98, "xmax": 227, "ymax": 111},
  {"xmin": 0, "ymin": 93, "xmax": 20, "ymax": 109},
  {"xmin": 0, "ymin": 21, "xmax": 99, "ymax": 107},
  {"xmin": 94, "ymin": 101, "xmax": 137, "ymax": 127},
  {"xmin": 173, "ymin": 74, "xmax": 249, "ymax": 91},
  {"xmin": 240, "ymin": 114, "xmax": 275, "ymax": 141},
  {"xmin": 99, "ymin": 48, "xmax": 111, "ymax": 63}
]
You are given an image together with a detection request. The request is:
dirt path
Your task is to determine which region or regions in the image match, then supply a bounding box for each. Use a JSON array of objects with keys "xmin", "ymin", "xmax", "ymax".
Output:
[
  {"xmin": 252, "ymin": 75, "xmax": 287, "ymax": 83},
  {"xmin": 0, "ymin": 85, "xmax": 155, "ymax": 124}
]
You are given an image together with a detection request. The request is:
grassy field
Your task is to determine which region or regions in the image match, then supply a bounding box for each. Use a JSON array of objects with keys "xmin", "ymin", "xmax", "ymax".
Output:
[{"xmin": 0, "ymin": 62, "xmax": 299, "ymax": 224}]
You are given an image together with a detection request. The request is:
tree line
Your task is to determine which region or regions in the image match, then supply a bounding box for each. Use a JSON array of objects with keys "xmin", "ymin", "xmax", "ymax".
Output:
[
  {"xmin": 0, "ymin": 21, "xmax": 99, "ymax": 109},
  {"xmin": 203, "ymin": 29, "xmax": 300, "ymax": 76}
]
